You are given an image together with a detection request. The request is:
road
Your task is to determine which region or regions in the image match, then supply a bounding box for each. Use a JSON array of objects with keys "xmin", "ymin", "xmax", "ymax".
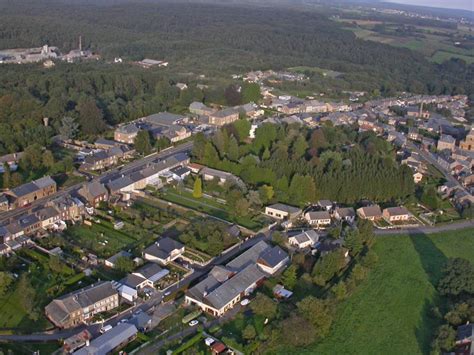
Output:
[
  {"xmin": 0, "ymin": 141, "xmax": 193, "ymax": 223},
  {"xmin": 375, "ymin": 218, "xmax": 474, "ymax": 236},
  {"xmin": 407, "ymin": 141, "xmax": 470, "ymax": 195},
  {"xmin": 0, "ymin": 231, "xmax": 270, "ymax": 342}
]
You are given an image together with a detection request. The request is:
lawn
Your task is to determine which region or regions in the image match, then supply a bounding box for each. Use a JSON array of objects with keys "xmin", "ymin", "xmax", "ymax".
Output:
[
  {"xmin": 299, "ymin": 228, "xmax": 474, "ymax": 355},
  {"xmin": 63, "ymin": 218, "xmax": 139, "ymax": 257},
  {"xmin": 160, "ymin": 189, "xmax": 266, "ymax": 231}
]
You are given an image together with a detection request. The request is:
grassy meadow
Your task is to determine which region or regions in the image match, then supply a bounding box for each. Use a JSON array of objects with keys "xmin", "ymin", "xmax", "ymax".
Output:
[{"xmin": 301, "ymin": 228, "xmax": 474, "ymax": 355}]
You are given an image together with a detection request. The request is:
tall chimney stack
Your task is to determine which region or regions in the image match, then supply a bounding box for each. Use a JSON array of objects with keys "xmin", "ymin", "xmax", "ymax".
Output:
[{"xmin": 79, "ymin": 35, "xmax": 82, "ymax": 52}]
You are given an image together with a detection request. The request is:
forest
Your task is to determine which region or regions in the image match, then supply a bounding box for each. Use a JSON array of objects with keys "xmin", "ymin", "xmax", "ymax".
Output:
[
  {"xmin": 0, "ymin": 0, "xmax": 472, "ymax": 154},
  {"xmin": 192, "ymin": 121, "xmax": 415, "ymax": 206}
]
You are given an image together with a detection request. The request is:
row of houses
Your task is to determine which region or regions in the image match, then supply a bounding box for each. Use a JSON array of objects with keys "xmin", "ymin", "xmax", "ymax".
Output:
[
  {"xmin": 0, "ymin": 195, "xmax": 84, "ymax": 255},
  {"xmin": 263, "ymin": 202, "xmax": 412, "ymax": 226}
]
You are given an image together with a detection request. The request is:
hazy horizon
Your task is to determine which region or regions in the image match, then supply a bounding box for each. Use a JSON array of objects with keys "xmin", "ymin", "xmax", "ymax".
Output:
[{"xmin": 385, "ymin": 0, "xmax": 473, "ymax": 12}]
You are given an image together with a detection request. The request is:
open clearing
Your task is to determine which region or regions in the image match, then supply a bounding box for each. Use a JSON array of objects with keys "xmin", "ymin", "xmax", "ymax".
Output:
[{"xmin": 301, "ymin": 228, "xmax": 474, "ymax": 355}]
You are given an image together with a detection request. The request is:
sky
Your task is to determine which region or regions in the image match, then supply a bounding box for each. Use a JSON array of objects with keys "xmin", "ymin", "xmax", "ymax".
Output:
[{"xmin": 385, "ymin": 0, "xmax": 473, "ymax": 12}]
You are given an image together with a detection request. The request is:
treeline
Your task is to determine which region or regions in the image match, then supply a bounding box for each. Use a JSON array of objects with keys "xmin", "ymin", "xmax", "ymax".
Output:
[
  {"xmin": 0, "ymin": 0, "xmax": 472, "ymax": 96},
  {"xmin": 0, "ymin": 63, "xmax": 226, "ymax": 154},
  {"xmin": 192, "ymin": 121, "xmax": 415, "ymax": 205},
  {"xmin": 431, "ymin": 258, "xmax": 474, "ymax": 353}
]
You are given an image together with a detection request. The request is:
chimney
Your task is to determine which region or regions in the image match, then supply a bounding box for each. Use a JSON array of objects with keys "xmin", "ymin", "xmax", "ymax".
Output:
[
  {"xmin": 419, "ymin": 102, "xmax": 423, "ymax": 118},
  {"xmin": 79, "ymin": 35, "xmax": 82, "ymax": 52}
]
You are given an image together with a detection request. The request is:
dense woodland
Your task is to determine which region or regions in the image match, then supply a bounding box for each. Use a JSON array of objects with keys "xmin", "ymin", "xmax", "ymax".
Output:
[
  {"xmin": 0, "ymin": 0, "xmax": 473, "ymax": 155},
  {"xmin": 192, "ymin": 121, "xmax": 415, "ymax": 205}
]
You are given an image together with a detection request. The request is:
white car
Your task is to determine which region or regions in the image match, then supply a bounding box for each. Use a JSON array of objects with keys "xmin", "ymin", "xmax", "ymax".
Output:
[
  {"xmin": 240, "ymin": 299, "xmax": 250, "ymax": 306},
  {"xmin": 188, "ymin": 320, "xmax": 199, "ymax": 327},
  {"xmin": 164, "ymin": 291, "xmax": 171, "ymax": 296}
]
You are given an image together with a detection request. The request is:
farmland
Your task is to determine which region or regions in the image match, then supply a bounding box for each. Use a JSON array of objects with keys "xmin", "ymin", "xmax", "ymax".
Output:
[{"xmin": 303, "ymin": 228, "xmax": 474, "ymax": 355}]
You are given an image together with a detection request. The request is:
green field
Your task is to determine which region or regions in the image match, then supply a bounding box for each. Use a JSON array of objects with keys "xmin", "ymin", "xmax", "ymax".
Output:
[
  {"xmin": 431, "ymin": 51, "xmax": 474, "ymax": 64},
  {"xmin": 302, "ymin": 228, "xmax": 474, "ymax": 355}
]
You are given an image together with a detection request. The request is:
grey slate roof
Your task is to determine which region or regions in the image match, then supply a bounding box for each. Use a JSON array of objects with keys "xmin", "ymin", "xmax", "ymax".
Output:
[
  {"xmin": 145, "ymin": 112, "xmax": 185, "ymax": 127},
  {"xmin": 120, "ymin": 274, "xmax": 147, "ymax": 289},
  {"xmin": 258, "ymin": 246, "xmax": 288, "ymax": 268},
  {"xmin": 74, "ymin": 323, "xmax": 138, "ymax": 355},
  {"xmin": 306, "ymin": 211, "xmax": 331, "ymax": 220},
  {"xmin": 144, "ymin": 237, "xmax": 184, "ymax": 260},
  {"xmin": 205, "ymin": 264, "xmax": 265, "ymax": 310},
  {"xmin": 267, "ymin": 203, "xmax": 301, "ymax": 215},
  {"xmin": 226, "ymin": 240, "xmax": 270, "ymax": 272},
  {"xmin": 46, "ymin": 282, "xmax": 117, "ymax": 327}
]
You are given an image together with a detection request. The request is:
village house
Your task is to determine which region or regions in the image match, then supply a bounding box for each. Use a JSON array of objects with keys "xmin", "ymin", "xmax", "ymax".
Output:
[
  {"xmin": 264, "ymin": 203, "xmax": 302, "ymax": 220},
  {"xmin": 114, "ymin": 123, "xmax": 140, "ymax": 144},
  {"xmin": 334, "ymin": 207, "xmax": 356, "ymax": 224},
  {"xmin": 36, "ymin": 206, "xmax": 61, "ymax": 229},
  {"xmin": 357, "ymin": 205, "xmax": 382, "ymax": 221},
  {"xmin": 406, "ymin": 106, "xmax": 430, "ymax": 119},
  {"xmin": 48, "ymin": 195, "xmax": 85, "ymax": 222},
  {"xmin": 437, "ymin": 134, "xmax": 456, "ymax": 152},
  {"xmin": 189, "ymin": 102, "xmax": 216, "ymax": 116},
  {"xmin": 200, "ymin": 167, "xmax": 240, "ymax": 185},
  {"xmin": 382, "ymin": 206, "xmax": 411, "ymax": 222},
  {"xmin": 120, "ymin": 263, "xmax": 169, "ymax": 291},
  {"xmin": 78, "ymin": 181, "xmax": 109, "ymax": 208},
  {"xmin": 304, "ymin": 211, "xmax": 332, "ymax": 228},
  {"xmin": 143, "ymin": 237, "xmax": 185, "ymax": 265},
  {"xmin": 45, "ymin": 281, "xmax": 119, "ymax": 329},
  {"xmin": 104, "ymin": 251, "xmax": 132, "ymax": 268},
  {"xmin": 4, "ymin": 176, "xmax": 56, "ymax": 209},
  {"xmin": 137, "ymin": 58, "xmax": 168, "ymax": 68},
  {"xmin": 288, "ymin": 230, "xmax": 320, "ymax": 249},
  {"xmin": 208, "ymin": 108, "xmax": 239, "ymax": 126},
  {"xmin": 460, "ymin": 128, "xmax": 474, "ymax": 152},
  {"xmin": 185, "ymin": 241, "xmax": 288, "ymax": 317},
  {"xmin": 0, "ymin": 152, "xmax": 23, "ymax": 173},
  {"xmin": 74, "ymin": 323, "xmax": 138, "ymax": 355},
  {"xmin": 455, "ymin": 323, "xmax": 474, "ymax": 355}
]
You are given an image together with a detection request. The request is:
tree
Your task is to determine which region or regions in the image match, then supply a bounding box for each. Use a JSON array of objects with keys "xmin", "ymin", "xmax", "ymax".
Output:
[
  {"xmin": 42, "ymin": 150, "xmax": 55, "ymax": 169},
  {"xmin": 421, "ymin": 186, "xmax": 439, "ymax": 210},
  {"xmin": 11, "ymin": 172, "xmax": 23, "ymax": 187},
  {"xmin": 232, "ymin": 119, "xmax": 251, "ymax": 142},
  {"xmin": 224, "ymin": 84, "xmax": 242, "ymax": 106},
  {"xmin": 292, "ymin": 136, "xmax": 308, "ymax": 159},
  {"xmin": 2, "ymin": 163, "xmax": 11, "ymax": 189},
  {"xmin": 21, "ymin": 144, "xmax": 43, "ymax": 171},
  {"xmin": 281, "ymin": 264, "xmax": 298, "ymax": 290},
  {"xmin": 312, "ymin": 250, "xmax": 346, "ymax": 286},
  {"xmin": 235, "ymin": 198, "xmax": 250, "ymax": 217},
  {"xmin": 242, "ymin": 324, "xmax": 257, "ymax": 341},
  {"xmin": 49, "ymin": 256, "xmax": 66, "ymax": 275},
  {"xmin": 17, "ymin": 274, "xmax": 37, "ymax": 319},
  {"xmin": 438, "ymin": 258, "xmax": 474, "ymax": 297},
  {"xmin": 250, "ymin": 293, "xmax": 277, "ymax": 319},
  {"xmin": 351, "ymin": 264, "xmax": 369, "ymax": 283},
  {"xmin": 76, "ymin": 98, "xmax": 106, "ymax": 135},
  {"xmin": 59, "ymin": 116, "xmax": 79, "ymax": 139},
  {"xmin": 431, "ymin": 324, "xmax": 456, "ymax": 353},
  {"xmin": 115, "ymin": 256, "xmax": 134, "ymax": 273},
  {"xmin": 278, "ymin": 314, "xmax": 316, "ymax": 347},
  {"xmin": 0, "ymin": 272, "xmax": 12, "ymax": 297},
  {"xmin": 344, "ymin": 229, "xmax": 363, "ymax": 256},
  {"xmin": 296, "ymin": 296, "xmax": 333, "ymax": 338},
  {"xmin": 258, "ymin": 185, "xmax": 274, "ymax": 204},
  {"xmin": 242, "ymin": 82, "xmax": 261, "ymax": 103},
  {"xmin": 203, "ymin": 142, "xmax": 219, "ymax": 167},
  {"xmin": 332, "ymin": 281, "xmax": 347, "ymax": 301},
  {"xmin": 134, "ymin": 130, "xmax": 152, "ymax": 155},
  {"xmin": 228, "ymin": 136, "xmax": 239, "ymax": 161},
  {"xmin": 193, "ymin": 177, "xmax": 203, "ymax": 198}
]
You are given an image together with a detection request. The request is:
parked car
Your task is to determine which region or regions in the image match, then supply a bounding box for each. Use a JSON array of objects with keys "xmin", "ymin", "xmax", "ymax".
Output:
[
  {"xmin": 188, "ymin": 320, "xmax": 199, "ymax": 327},
  {"xmin": 240, "ymin": 299, "xmax": 250, "ymax": 306},
  {"xmin": 100, "ymin": 325, "xmax": 112, "ymax": 333}
]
